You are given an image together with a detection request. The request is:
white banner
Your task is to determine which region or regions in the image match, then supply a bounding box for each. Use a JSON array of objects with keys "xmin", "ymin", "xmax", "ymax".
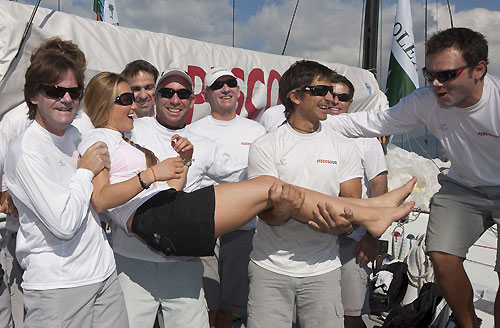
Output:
[
  {"xmin": 0, "ymin": 1, "xmax": 388, "ymax": 123},
  {"xmin": 103, "ymin": 0, "xmax": 119, "ymax": 25},
  {"xmin": 391, "ymin": 0, "xmax": 419, "ymax": 89}
]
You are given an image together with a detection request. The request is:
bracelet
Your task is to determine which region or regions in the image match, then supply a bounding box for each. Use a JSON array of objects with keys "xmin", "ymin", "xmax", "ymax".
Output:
[
  {"xmin": 137, "ymin": 171, "xmax": 150, "ymax": 190},
  {"xmin": 150, "ymin": 167, "xmax": 157, "ymax": 182},
  {"xmin": 182, "ymin": 158, "xmax": 192, "ymax": 167}
]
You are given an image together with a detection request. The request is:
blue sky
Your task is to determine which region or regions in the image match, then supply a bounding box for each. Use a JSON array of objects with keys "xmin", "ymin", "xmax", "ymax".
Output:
[{"xmin": 12, "ymin": 0, "xmax": 500, "ymax": 86}]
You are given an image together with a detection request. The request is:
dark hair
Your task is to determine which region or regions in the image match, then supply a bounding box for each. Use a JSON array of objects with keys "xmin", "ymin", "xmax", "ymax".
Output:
[
  {"xmin": 279, "ymin": 60, "xmax": 336, "ymax": 119},
  {"xmin": 31, "ymin": 37, "xmax": 86, "ymax": 71},
  {"xmin": 426, "ymin": 28, "xmax": 488, "ymax": 77},
  {"xmin": 24, "ymin": 51, "xmax": 84, "ymax": 120},
  {"xmin": 331, "ymin": 74, "xmax": 355, "ymax": 100},
  {"xmin": 121, "ymin": 60, "xmax": 159, "ymax": 82}
]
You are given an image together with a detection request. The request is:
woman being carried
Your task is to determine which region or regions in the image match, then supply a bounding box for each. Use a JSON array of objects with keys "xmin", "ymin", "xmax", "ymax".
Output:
[{"xmin": 80, "ymin": 72, "xmax": 416, "ymax": 257}]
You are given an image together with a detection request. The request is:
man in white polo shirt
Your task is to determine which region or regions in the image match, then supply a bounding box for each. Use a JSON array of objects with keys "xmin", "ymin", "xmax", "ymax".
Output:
[{"xmin": 189, "ymin": 67, "xmax": 266, "ymax": 327}]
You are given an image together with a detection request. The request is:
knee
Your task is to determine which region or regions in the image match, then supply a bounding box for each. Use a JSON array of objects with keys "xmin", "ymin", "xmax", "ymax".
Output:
[{"xmin": 428, "ymin": 251, "xmax": 463, "ymax": 272}]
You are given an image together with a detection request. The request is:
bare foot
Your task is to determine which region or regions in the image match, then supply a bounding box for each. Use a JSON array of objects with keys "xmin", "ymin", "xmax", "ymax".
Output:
[
  {"xmin": 367, "ymin": 176, "xmax": 417, "ymax": 208},
  {"xmin": 364, "ymin": 201, "xmax": 415, "ymax": 237}
]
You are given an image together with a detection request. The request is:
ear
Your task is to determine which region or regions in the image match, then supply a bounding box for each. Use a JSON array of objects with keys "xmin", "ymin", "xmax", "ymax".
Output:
[
  {"xmin": 189, "ymin": 94, "xmax": 196, "ymax": 110},
  {"xmin": 288, "ymin": 90, "xmax": 302, "ymax": 105},
  {"xmin": 30, "ymin": 93, "xmax": 39, "ymax": 105},
  {"xmin": 152, "ymin": 92, "xmax": 156, "ymax": 102},
  {"xmin": 473, "ymin": 60, "xmax": 487, "ymax": 80},
  {"xmin": 201, "ymin": 89, "xmax": 208, "ymax": 102}
]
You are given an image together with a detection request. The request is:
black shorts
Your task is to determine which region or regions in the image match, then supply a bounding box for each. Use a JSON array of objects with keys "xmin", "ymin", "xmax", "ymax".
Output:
[{"xmin": 131, "ymin": 186, "xmax": 216, "ymax": 256}]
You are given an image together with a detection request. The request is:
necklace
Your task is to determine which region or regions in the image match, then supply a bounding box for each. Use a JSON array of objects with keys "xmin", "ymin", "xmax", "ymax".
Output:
[{"xmin": 289, "ymin": 123, "xmax": 318, "ymax": 134}]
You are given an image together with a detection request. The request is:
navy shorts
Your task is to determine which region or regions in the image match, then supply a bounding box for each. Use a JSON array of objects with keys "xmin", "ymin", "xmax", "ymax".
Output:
[{"xmin": 132, "ymin": 186, "xmax": 216, "ymax": 257}]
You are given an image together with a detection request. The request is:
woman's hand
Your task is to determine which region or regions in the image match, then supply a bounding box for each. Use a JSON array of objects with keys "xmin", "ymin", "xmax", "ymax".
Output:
[
  {"xmin": 152, "ymin": 157, "xmax": 185, "ymax": 181},
  {"xmin": 171, "ymin": 134, "xmax": 194, "ymax": 164}
]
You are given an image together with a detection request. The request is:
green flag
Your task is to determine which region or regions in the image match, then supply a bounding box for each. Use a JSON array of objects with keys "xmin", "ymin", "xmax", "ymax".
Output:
[{"xmin": 385, "ymin": 0, "xmax": 419, "ymax": 106}]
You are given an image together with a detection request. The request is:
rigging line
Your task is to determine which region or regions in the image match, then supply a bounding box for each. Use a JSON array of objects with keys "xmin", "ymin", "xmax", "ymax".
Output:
[
  {"xmin": 0, "ymin": 0, "xmax": 42, "ymax": 89},
  {"xmin": 446, "ymin": 0, "xmax": 454, "ymax": 28},
  {"xmin": 378, "ymin": 0, "xmax": 383, "ymax": 85},
  {"xmin": 232, "ymin": 0, "xmax": 235, "ymax": 47},
  {"xmin": 358, "ymin": 0, "xmax": 366, "ymax": 67},
  {"xmin": 406, "ymin": 131, "xmax": 444, "ymax": 171},
  {"xmin": 282, "ymin": 0, "xmax": 300, "ymax": 56}
]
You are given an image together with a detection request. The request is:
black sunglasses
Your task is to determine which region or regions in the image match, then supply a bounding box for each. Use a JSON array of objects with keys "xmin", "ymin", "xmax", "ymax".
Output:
[
  {"xmin": 296, "ymin": 85, "xmax": 351, "ymax": 101},
  {"xmin": 114, "ymin": 92, "xmax": 135, "ymax": 106},
  {"xmin": 422, "ymin": 65, "xmax": 472, "ymax": 83},
  {"xmin": 208, "ymin": 78, "xmax": 238, "ymax": 90},
  {"xmin": 157, "ymin": 88, "xmax": 193, "ymax": 99},
  {"xmin": 40, "ymin": 85, "xmax": 83, "ymax": 100}
]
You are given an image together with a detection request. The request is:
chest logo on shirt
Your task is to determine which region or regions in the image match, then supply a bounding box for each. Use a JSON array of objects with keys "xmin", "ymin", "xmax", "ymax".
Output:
[
  {"xmin": 59, "ymin": 160, "xmax": 65, "ymax": 167},
  {"xmin": 240, "ymin": 142, "xmax": 251, "ymax": 146},
  {"xmin": 278, "ymin": 158, "xmax": 287, "ymax": 166},
  {"xmin": 316, "ymin": 159, "xmax": 337, "ymax": 165},
  {"xmin": 477, "ymin": 131, "xmax": 499, "ymax": 139}
]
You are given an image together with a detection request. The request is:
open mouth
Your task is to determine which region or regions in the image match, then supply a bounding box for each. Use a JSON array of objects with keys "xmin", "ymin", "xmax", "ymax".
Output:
[
  {"xmin": 167, "ymin": 108, "xmax": 182, "ymax": 113},
  {"xmin": 319, "ymin": 105, "xmax": 333, "ymax": 112}
]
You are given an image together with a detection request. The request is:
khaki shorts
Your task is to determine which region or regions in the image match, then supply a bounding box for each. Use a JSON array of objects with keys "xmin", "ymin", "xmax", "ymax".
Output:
[
  {"xmin": 426, "ymin": 174, "xmax": 500, "ymax": 271},
  {"xmin": 339, "ymin": 237, "xmax": 370, "ymax": 316}
]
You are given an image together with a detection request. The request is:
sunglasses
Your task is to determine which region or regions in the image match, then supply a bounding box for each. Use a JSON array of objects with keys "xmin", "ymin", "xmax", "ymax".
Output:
[
  {"xmin": 114, "ymin": 92, "xmax": 135, "ymax": 106},
  {"xmin": 39, "ymin": 85, "xmax": 83, "ymax": 100},
  {"xmin": 422, "ymin": 65, "xmax": 471, "ymax": 83},
  {"xmin": 208, "ymin": 78, "xmax": 238, "ymax": 90},
  {"xmin": 157, "ymin": 88, "xmax": 193, "ymax": 99},
  {"xmin": 296, "ymin": 85, "xmax": 352, "ymax": 101}
]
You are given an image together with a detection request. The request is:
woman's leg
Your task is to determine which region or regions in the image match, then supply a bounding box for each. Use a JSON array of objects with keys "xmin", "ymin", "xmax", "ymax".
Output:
[{"xmin": 213, "ymin": 176, "xmax": 416, "ymax": 237}]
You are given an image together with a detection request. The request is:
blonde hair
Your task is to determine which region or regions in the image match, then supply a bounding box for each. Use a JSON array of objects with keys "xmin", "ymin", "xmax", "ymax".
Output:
[
  {"xmin": 84, "ymin": 72, "xmax": 158, "ymax": 167},
  {"xmin": 84, "ymin": 72, "xmax": 122, "ymax": 129}
]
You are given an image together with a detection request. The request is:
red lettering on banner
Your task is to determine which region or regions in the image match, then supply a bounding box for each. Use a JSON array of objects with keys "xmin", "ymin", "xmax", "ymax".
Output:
[
  {"xmin": 182, "ymin": 65, "xmax": 284, "ymax": 121},
  {"xmin": 246, "ymin": 68, "xmax": 265, "ymax": 119},
  {"xmin": 267, "ymin": 70, "xmax": 281, "ymax": 108},
  {"xmin": 186, "ymin": 65, "xmax": 206, "ymax": 124},
  {"xmin": 232, "ymin": 68, "xmax": 245, "ymax": 115},
  {"xmin": 188, "ymin": 65, "xmax": 206, "ymax": 105}
]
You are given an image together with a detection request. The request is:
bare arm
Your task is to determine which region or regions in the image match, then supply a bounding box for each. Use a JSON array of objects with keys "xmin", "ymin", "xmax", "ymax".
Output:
[
  {"xmin": 369, "ymin": 171, "xmax": 388, "ymax": 198},
  {"xmin": 90, "ymin": 135, "xmax": 193, "ymax": 211},
  {"xmin": 91, "ymin": 158, "xmax": 184, "ymax": 212},
  {"xmin": 339, "ymin": 177, "xmax": 362, "ymax": 199}
]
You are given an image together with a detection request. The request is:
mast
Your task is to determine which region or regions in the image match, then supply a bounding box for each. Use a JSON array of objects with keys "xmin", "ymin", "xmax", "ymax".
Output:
[{"xmin": 362, "ymin": 0, "xmax": 379, "ymax": 76}]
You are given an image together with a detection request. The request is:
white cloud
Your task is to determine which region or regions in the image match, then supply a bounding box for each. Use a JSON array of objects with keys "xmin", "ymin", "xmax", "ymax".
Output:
[{"xmin": 35, "ymin": 0, "xmax": 500, "ymax": 86}]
